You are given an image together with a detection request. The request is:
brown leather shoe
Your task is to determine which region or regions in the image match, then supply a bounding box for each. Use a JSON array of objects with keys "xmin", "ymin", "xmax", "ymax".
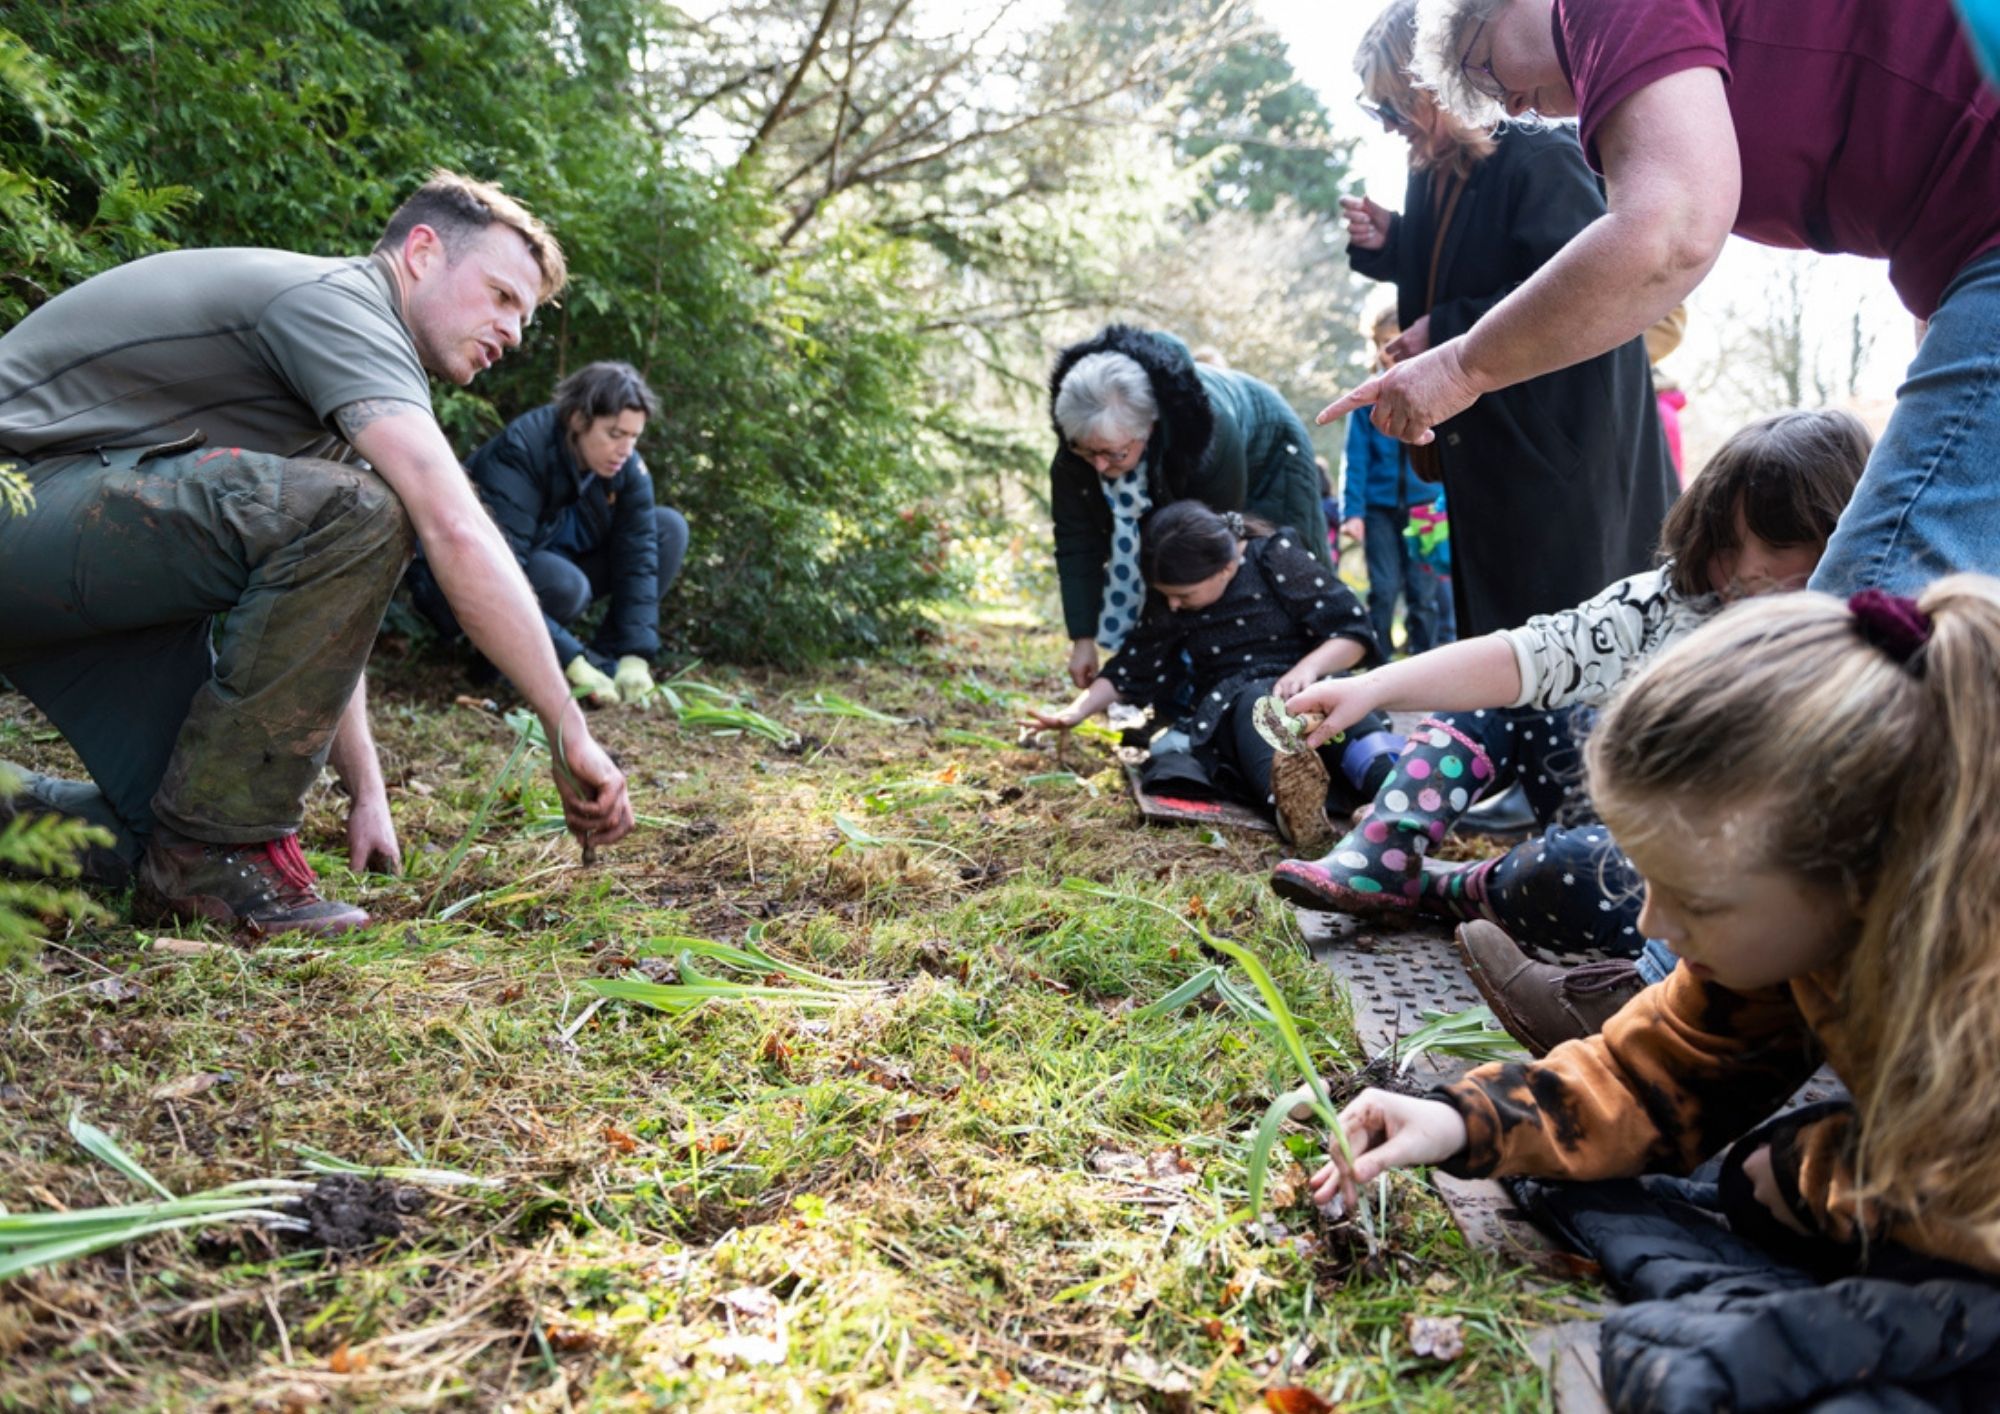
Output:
[
  {"xmin": 134, "ymin": 833, "xmax": 369, "ymax": 939},
  {"xmin": 1452, "ymin": 920, "xmax": 1643, "ymax": 1057}
]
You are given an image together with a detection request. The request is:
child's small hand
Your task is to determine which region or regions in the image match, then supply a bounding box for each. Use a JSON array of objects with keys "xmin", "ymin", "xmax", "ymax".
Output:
[
  {"xmin": 1020, "ymin": 706, "xmax": 1079, "ymax": 731},
  {"xmin": 1285, "ymin": 677, "xmax": 1380, "ymax": 747},
  {"xmin": 1740, "ymin": 1145, "xmax": 1810, "ymax": 1234},
  {"xmin": 1273, "ymin": 670, "xmax": 1314, "ymax": 702},
  {"xmin": 1309, "ymin": 1089, "xmax": 1468, "ymax": 1211}
]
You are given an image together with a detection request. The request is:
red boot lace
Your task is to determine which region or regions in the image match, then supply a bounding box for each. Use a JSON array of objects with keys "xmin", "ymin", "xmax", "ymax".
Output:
[{"xmin": 261, "ymin": 834, "xmax": 323, "ymax": 902}]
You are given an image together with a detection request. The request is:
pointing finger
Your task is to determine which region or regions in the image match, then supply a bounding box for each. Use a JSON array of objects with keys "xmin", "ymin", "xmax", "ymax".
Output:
[{"xmin": 1317, "ymin": 378, "xmax": 1383, "ymax": 426}]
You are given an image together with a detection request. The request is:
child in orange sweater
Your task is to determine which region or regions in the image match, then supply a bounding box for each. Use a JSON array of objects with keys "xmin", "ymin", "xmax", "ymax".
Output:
[{"xmin": 1313, "ymin": 576, "xmax": 2000, "ymax": 1274}]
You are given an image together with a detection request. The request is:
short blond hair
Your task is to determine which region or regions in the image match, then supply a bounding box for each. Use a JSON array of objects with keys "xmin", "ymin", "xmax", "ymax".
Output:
[{"xmin": 377, "ymin": 168, "xmax": 568, "ymax": 304}]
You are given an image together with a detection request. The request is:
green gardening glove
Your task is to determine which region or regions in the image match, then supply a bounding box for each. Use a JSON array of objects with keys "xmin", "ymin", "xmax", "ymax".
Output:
[
  {"xmin": 565, "ymin": 654, "xmax": 621, "ymax": 707},
  {"xmin": 613, "ymin": 655, "xmax": 657, "ymax": 708}
]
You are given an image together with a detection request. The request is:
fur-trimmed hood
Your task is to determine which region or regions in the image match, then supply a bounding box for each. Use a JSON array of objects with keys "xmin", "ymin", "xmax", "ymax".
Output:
[{"xmin": 1047, "ymin": 325, "xmax": 1216, "ymax": 492}]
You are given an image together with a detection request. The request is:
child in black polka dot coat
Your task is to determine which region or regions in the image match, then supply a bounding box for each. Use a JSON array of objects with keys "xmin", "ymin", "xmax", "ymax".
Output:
[{"xmin": 1026, "ymin": 501, "xmax": 1396, "ymax": 826}]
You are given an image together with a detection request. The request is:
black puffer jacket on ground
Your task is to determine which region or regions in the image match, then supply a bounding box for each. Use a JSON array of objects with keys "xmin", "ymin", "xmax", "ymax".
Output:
[{"xmin": 1511, "ymin": 1137, "xmax": 2000, "ymax": 1413}]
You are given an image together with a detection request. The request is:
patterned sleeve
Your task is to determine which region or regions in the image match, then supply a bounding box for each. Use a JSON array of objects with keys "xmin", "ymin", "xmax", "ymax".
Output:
[
  {"xmin": 1499, "ymin": 569, "xmax": 1697, "ymax": 711},
  {"xmin": 1434, "ymin": 965, "xmax": 1824, "ymax": 1182},
  {"xmin": 1261, "ymin": 532, "xmax": 1380, "ymax": 664},
  {"xmin": 1764, "ymin": 1109, "xmax": 2000, "ymax": 1272},
  {"xmin": 1101, "ymin": 597, "xmax": 1186, "ymax": 710}
]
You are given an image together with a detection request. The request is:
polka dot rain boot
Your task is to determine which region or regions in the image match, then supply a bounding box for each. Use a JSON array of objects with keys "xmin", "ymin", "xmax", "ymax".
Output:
[
  {"xmin": 1417, "ymin": 856, "xmax": 1500, "ymax": 924},
  {"xmin": 1270, "ymin": 717, "xmax": 1494, "ymax": 917}
]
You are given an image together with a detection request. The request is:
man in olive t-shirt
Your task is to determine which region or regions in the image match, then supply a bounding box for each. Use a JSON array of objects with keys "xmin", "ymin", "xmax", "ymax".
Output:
[{"xmin": 0, "ymin": 171, "xmax": 635, "ymax": 937}]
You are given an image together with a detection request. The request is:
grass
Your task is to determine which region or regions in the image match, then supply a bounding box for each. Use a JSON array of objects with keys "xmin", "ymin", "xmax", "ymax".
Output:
[{"xmin": 0, "ymin": 609, "xmax": 1577, "ymax": 1410}]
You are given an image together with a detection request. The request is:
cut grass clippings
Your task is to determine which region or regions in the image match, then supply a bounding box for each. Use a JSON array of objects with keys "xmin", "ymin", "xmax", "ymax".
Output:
[{"xmin": 0, "ymin": 609, "xmax": 1575, "ymax": 1410}]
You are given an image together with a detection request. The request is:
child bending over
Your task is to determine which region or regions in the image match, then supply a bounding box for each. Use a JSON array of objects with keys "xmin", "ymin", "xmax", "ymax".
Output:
[
  {"xmin": 1026, "ymin": 502, "xmax": 1393, "ymax": 843},
  {"xmin": 1314, "ymin": 576, "xmax": 2000, "ymax": 1276},
  {"xmin": 1269, "ymin": 411, "xmax": 1868, "ymax": 1049}
]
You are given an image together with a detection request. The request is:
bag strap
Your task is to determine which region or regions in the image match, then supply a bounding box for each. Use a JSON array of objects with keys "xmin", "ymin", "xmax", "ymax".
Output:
[{"xmin": 1424, "ymin": 170, "xmax": 1468, "ymax": 312}]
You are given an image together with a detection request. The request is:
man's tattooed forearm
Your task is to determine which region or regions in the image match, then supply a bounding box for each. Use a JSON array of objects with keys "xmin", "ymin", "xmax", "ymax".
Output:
[{"xmin": 335, "ymin": 398, "xmax": 416, "ymax": 439}]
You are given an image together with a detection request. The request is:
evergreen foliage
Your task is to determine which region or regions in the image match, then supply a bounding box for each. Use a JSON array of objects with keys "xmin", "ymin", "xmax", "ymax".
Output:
[{"xmin": 0, "ymin": 1, "xmax": 948, "ymax": 662}]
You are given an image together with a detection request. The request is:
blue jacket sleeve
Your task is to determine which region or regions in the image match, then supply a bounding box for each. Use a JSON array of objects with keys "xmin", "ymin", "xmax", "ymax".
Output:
[{"xmin": 1341, "ymin": 417, "xmax": 1370, "ymax": 522}]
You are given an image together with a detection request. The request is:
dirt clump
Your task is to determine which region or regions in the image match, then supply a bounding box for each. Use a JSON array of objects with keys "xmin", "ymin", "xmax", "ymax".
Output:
[{"xmin": 292, "ymin": 1175, "xmax": 428, "ymax": 1252}]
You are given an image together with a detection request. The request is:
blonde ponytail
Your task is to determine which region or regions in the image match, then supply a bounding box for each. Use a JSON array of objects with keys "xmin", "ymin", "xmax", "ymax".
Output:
[{"xmin": 1586, "ymin": 575, "xmax": 2000, "ymax": 1236}]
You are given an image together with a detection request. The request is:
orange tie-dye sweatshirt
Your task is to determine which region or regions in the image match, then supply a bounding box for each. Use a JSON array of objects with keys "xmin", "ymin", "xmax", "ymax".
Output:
[{"xmin": 1437, "ymin": 963, "xmax": 2000, "ymax": 1273}]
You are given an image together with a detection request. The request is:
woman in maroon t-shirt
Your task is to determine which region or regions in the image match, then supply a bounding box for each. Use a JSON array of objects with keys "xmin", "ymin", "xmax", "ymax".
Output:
[{"xmin": 1327, "ymin": 0, "xmax": 2000, "ymax": 601}]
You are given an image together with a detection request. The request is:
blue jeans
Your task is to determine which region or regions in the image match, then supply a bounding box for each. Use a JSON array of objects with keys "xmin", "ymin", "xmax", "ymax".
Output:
[
  {"xmin": 1812, "ymin": 248, "xmax": 2000, "ymax": 595},
  {"xmin": 1362, "ymin": 505, "xmax": 1441, "ymax": 656},
  {"xmin": 1637, "ymin": 939, "xmax": 1679, "ymax": 986}
]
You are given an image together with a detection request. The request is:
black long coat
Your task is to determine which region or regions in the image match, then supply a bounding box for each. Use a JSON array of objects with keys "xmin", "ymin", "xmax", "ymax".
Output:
[{"xmin": 1351, "ymin": 125, "xmax": 1677, "ymax": 637}]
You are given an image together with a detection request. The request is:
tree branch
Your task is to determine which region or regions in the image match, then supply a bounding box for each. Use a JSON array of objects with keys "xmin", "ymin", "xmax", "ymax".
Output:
[{"xmin": 733, "ymin": 0, "xmax": 843, "ymax": 174}]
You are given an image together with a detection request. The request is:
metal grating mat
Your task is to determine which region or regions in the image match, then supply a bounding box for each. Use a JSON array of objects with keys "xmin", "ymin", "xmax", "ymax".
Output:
[{"xmin": 1295, "ymin": 907, "xmax": 1495, "ymax": 1083}]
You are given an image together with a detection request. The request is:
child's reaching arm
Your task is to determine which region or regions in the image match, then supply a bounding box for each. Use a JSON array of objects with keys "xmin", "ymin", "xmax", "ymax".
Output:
[
  {"xmin": 1284, "ymin": 567, "xmax": 1698, "ymax": 746},
  {"xmin": 1021, "ymin": 674, "xmax": 1121, "ymax": 730},
  {"xmin": 1309, "ymin": 965, "xmax": 1823, "ymax": 1209},
  {"xmin": 1285, "ymin": 634, "xmax": 1523, "ymax": 746},
  {"xmin": 1274, "ymin": 635, "xmax": 1371, "ymax": 702}
]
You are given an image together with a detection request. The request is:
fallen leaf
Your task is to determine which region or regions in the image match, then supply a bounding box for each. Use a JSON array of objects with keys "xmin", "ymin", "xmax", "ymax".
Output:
[
  {"xmin": 704, "ymin": 1331, "xmax": 787, "ymax": 1366},
  {"xmin": 718, "ymin": 1286, "xmax": 777, "ymax": 1320},
  {"xmin": 1089, "ymin": 1147, "xmax": 1143, "ymax": 1176},
  {"xmin": 544, "ymin": 1323, "xmax": 599, "ymax": 1353},
  {"xmin": 149, "ymin": 937, "xmax": 215, "ymax": 957},
  {"xmin": 1404, "ymin": 1314, "xmax": 1464, "ymax": 1362},
  {"xmin": 150, "ymin": 1072, "xmax": 220, "ymax": 1102},
  {"xmin": 1262, "ymin": 1388, "xmax": 1335, "ymax": 1414},
  {"xmin": 1201, "ymin": 1318, "xmax": 1245, "ymax": 1354},
  {"xmin": 86, "ymin": 976, "xmax": 143, "ymax": 1004}
]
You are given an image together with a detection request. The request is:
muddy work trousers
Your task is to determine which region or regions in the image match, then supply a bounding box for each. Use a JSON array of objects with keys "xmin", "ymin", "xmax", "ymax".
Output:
[{"xmin": 0, "ymin": 444, "xmax": 412, "ymax": 856}]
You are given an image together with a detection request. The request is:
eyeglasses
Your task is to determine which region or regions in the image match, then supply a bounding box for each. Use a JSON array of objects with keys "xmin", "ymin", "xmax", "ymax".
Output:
[
  {"xmin": 1356, "ymin": 95, "xmax": 1410, "ymax": 129},
  {"xmin": 1458, "ymin": 19, "xmax": 1509, "ymax": 102},
  {"xmin": 1069, "ymin": 434, "xmax": 1146, "ymax": 469}
]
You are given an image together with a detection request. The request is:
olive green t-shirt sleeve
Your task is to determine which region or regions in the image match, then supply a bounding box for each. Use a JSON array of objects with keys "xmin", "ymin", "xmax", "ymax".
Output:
[{"xmin": 255, "ymin": 266, "xmax": 434, "ymax": 431}]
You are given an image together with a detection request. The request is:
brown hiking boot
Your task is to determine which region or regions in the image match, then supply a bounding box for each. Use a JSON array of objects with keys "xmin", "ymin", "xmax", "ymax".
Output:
[
  {"xmin": 0, "ymin": 767, "xmax": 135, "ymax": 889},
  {"xmin": 134, "ymin": 833, "xmax": 369, "ymax": 939},
  {"xmin": 1452, "ymin": 920, "xmax": 1643, "ymax": 1057}
]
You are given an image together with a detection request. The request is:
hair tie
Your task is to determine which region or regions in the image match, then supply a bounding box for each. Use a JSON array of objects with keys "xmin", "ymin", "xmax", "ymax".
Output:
[
  {"xmin": 1848, "ymin": 589, "xmax": 1932, "ymax": 670},
  {"xmin": 1223, "ymin": 510, "xmax": 1245, "ymax": 537}
]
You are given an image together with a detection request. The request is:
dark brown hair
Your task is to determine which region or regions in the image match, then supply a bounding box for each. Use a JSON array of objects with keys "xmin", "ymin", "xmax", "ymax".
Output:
[
  {"xmin": 554, "ymin": 360, "xmax": 658, "ymax": 430},
  {"xmin": 1140, "ymin": 501, "xmax": 1277, "ymax": 587},
  {"xmin": 375, "ymin": 169, "xmax": 567, "ymax": 303},
  {"xmin": 1660, "ymin": 409, "xmax": 1872, "ymax": 597}
]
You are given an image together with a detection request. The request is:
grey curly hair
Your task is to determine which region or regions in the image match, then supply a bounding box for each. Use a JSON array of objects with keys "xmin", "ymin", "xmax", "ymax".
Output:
[
  {"xmin": 1054, "ymin": 351, "xmax": 1159, "ymax": 446},
  {"xmin": 1412, "ymin": 0, "xmax": 1513, "ymax": 128}
]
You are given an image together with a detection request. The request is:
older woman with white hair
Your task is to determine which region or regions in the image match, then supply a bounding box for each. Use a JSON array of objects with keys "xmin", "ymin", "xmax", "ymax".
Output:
[
  {"xmin": 1326, "ymin": 0, "xmax": 2000, "ymax": 599},
  {"xmin": 1048, "ymin": 326, "xmax": 1330, "ymax": 688}
]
